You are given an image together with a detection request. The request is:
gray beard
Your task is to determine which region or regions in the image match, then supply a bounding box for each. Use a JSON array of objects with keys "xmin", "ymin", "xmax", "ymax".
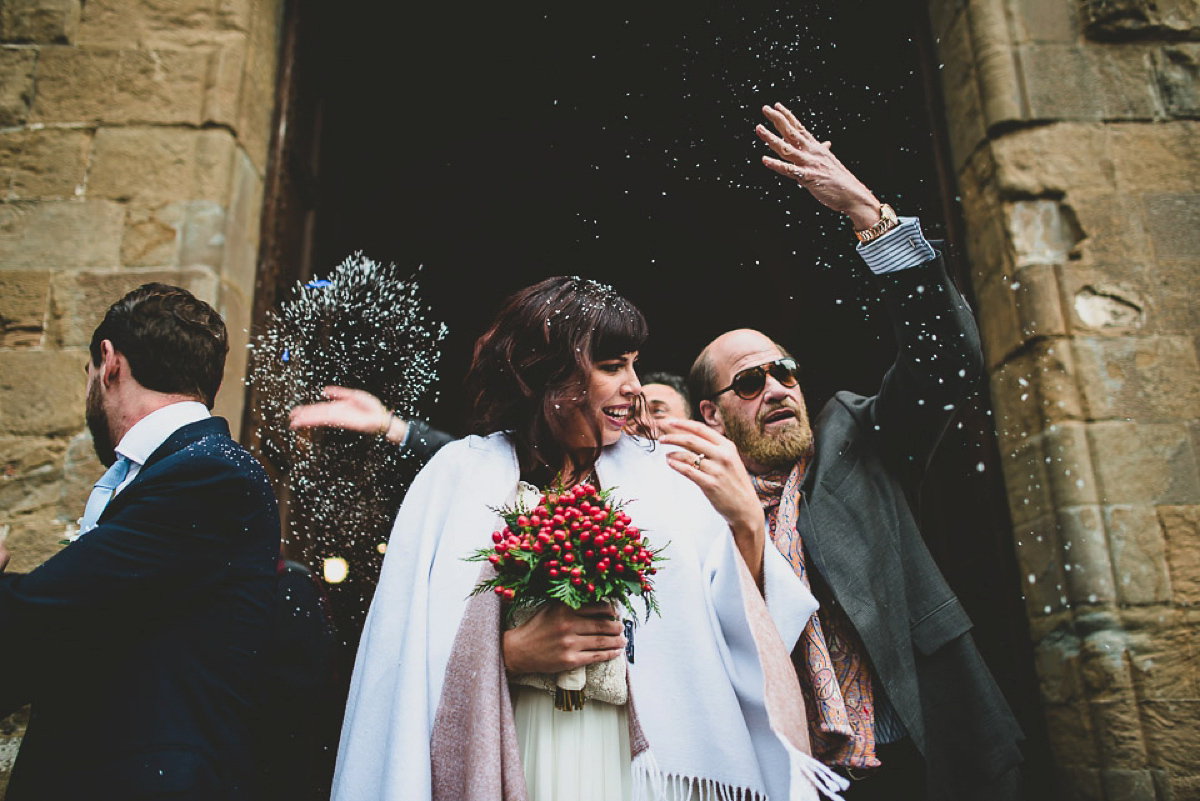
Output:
[{"xmin": 722, "ymin": 402, "xmax": 813, "ymax": 473}]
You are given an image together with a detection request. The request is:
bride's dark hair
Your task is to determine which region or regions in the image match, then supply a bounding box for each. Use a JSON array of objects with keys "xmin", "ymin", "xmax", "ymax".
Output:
[{"xmin": 466, "ymin": 276, "xmax": 653, "ymax": 484}]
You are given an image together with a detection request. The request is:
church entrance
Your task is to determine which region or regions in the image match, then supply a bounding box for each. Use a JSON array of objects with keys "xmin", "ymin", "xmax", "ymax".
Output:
[{"xmin": 251, "ymin": 1, "xmax": 1050, "ymax": 794}]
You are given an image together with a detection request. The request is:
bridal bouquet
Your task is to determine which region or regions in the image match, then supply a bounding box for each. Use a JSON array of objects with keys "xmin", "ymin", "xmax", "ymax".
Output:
[{"xmin": 468, "ymin": 481, "xmax": 665, "ymax": 710}]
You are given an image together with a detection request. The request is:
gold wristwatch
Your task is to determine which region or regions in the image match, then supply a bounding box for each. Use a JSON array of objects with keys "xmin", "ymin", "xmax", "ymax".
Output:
[{"xmin": 854, "ymin": 203, "xmax": 899, "ymax": 244}]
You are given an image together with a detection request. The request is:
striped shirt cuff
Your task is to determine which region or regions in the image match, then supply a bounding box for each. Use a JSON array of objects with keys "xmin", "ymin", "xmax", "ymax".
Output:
[{"xmin": 855, "ymin": 216, "xmax": 936, "ymax": 275}]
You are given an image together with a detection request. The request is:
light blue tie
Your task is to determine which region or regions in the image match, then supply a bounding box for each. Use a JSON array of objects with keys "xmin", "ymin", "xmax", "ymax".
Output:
[{"xmin": 78, "ymin": 456, "xmax": 133, "ymax": 537}]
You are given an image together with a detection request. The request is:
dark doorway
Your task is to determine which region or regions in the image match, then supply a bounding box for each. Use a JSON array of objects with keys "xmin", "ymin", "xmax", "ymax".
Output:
[{"xmin": 253, "ymin": 0, "xmax": 1051, "ymax": 795}]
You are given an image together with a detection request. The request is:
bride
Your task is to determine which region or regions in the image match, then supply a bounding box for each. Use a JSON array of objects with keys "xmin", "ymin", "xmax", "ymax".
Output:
[{"xmin": 331, "ymin": 277, "xmax": 843, "ymax": 801}]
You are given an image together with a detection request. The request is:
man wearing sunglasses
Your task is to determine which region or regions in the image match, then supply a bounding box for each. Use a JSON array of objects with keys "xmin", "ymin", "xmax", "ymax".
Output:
[{"xmin": 666, "ymin": 104, "xmax": 1023, "ymax": 801}]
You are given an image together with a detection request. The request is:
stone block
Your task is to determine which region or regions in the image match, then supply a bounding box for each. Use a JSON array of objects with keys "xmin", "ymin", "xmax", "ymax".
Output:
[
  {"xmin": 1067, "ymin": 191, "xmax": 1152, "ymax": 269},
  {"xmin": 1154, "ymin": 45, "xmax": 1200, "ymax": 118},
  {"xmin": 1, "ymin": 514, "xmax": 68, "ymax": 571},
  {"xmin": 1012, "ymin": 0, "xmax": 1080, "ymax": 43},
  {"xmin": 991, "ymin": 123, "xmax": 1115, "ymax": 196},
  {"xmin": 202, "ymin": 34, "xmax": 247, "ymax": 128},
  {"xmin": 1001, "ymin": 435, "xmax": 1055, "ymax": 525},
  {"xmin": 1158, "ymin": 505, "xmax": 1200, "ymax": 605},
  {"xmin": 1044, "ymin": 423, "xmax": 1104, "ymax": 509},
  {"xmin": 7, "ymin": 127, "xmax": 91, "ymax": 199},
  {"xmin": 1035, "ymin": 627, "xmax": 1086, "ymax": 704},
  {"xmin": 0, "ymin": 348, "xmax": 85, "ymax": 436},
  {"xmin": 1064, "ymin": 278, "xmax": 1146, "ymax": 335},
  {"xmin": 989, "ymin": 340, "xmax": 1084, "ymax": 440},
  {"xmin": 1149, "ymin": 257, "xmax": 1200, "ymax": 340},
  {"xmin": 1055, "ymin": 766, "xmax": 1105, "ymax": 800},
  {"xmin": 1087, "ymin": 421, "xmax": 1200, "ymax": 505},
  {"xmin": 49, "ymin": 266, "xmax": 219, "ymax": 347},
  {"xmin": 1144, "ymin": 192, "xmax": 1200, "ymax": 258},
  {"xmin": 213, "ymin": 275, "xmax": 249, "ymax": 432},
  {"xmin": 75, "ymin": 0, "xmax": 251, "ymax": 47},
  {"xmin": 1105, "ymin": 504, "xmax": 1172, "ymax": 604},
  {"xmin": 0, "ymin": 200, "xmax": 123, "ymax": 270},
  {"xmin": 1073, "ymin": 335, "xmax": 1200, "ymax": 422},
  {"xmin": 220, "ymin": 147, "xmax": 263, "ymax": 297},
  {"xmin": 1090, "ymin": 699, "xmax": 1149, "ymax": 767},
  {"xmin": 1098, "ymin": 769, "xmax": 1158, "ymax": 800},
  {"xmin": 1059, "ymin": 505, "xmax": 1119, "ymax": 605},
  {"xmin": 1082, "ymin": 0, "xmax": 1200, "ymax": 41},
  {"xmin": 0, "ymin": 269, "xmax": 48, "ymax": 347},
  {"xmin": 1043, "ymin": 702, "xmax": 1102, "ymax": 767},
  {"xmin": 0, "ymin": 435, "xmax": 66, "ymax": 517},
  {"xmin": 1010, "ymin": 513, "xmax": 1072, "ymax": 615},
  {"xmin": 234, "ymin": 0, "xmax": 283, "ymax": 172},
  {"xmin": 0, "ymin": 0, "xmax": 80, "ymax": 43},
  {"xmin": 1141, "ymin": 700, "xmax": 1200, "ymax": 772},
  {"xmin": 937, "ymin": 12, "xmax": 987, "ymax": 172},
  {"xmin": 88, "ymin": 126, "xmax": 236, "ymax": 206},
  {"xmin": 178, "ymin": 200, "xmax": 227, "ymax": 269},
  {"xmin": 1018, "ymin": 44, "xmax": 1157, "ymax": 121},
  {"xmin": 1008, "ymin": 200, "xmax": 1084, "ymax": 267},
  {"xmin": 121, "ymin": 203, "xmax": 182, "ymax": 267},
  {"xmin": 1123, "ymin": 608, "xmax": 1200, "ymax": 700},
  {"xmin": 1107, "ymin": 120, "xmax": 1200, "ymax": 192},
  {"xmin": 31, "ymin": 46, "xmax": 207, "ymax": 125},
  {"xmin": 0, "ymin": 46, "xmax": 35, "ymax": 126}
]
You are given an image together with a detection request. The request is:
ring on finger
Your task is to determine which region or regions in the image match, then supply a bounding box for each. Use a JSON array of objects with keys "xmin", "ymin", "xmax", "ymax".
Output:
[{"xmin": 693, "ymin": 453, "xmax": 706, "ymax": 469}]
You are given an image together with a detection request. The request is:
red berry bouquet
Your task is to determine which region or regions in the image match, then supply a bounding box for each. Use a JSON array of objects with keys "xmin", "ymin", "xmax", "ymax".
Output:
[{"xmin": 468, "ymin": 481, "xmax": 665, "ymax": 710}]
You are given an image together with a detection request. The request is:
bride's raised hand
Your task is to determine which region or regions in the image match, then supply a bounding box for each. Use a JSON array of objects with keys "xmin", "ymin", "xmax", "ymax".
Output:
[{"xmin": 502, "ymin": 601, "xmax": 625, "ymax": 674}]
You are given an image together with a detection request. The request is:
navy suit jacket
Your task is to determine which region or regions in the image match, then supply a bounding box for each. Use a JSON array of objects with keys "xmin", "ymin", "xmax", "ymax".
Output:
[{"xmin": 0, "ymin": 417, "xmax": 280, "ymax": 800}]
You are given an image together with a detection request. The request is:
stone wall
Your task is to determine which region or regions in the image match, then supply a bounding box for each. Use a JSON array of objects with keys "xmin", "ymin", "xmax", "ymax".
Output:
[
  {"xmin": 0, "ymin": 0, "xmax": 283, "ymax": 792},
  {"xmin": 930, "ymin": 0, "xmax": 1200, "ymax": 797}
]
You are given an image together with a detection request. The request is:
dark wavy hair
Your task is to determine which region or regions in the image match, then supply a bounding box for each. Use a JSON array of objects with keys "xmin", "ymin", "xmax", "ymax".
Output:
[
  {"xmin": 466, "ymin": 276, "xmax": 653, "ymax": 484},
  {"xmin": 90, "ymin": 283, "xmax": 228, "ymax": 408}
]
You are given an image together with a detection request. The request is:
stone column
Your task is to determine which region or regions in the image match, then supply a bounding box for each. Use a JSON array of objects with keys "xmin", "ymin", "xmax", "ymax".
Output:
[
  {"xmin": 0, "ymin": 0, "xmax": 284, "ymax": 790},
  {"xmin": 931, "ymin": 0, "xmax": 1200, "ymax": 797}
]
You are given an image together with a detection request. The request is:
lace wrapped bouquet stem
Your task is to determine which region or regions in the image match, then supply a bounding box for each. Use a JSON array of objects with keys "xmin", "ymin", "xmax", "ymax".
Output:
[{"xmin": 468, "ymin": 481, "xmax": 665, "ymax": 711}]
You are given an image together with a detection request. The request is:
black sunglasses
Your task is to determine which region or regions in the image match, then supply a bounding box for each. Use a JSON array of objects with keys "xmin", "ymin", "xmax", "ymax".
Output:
[{"xmin": 708, "ymin": 358, "xmax": 799, "ymax": 400}]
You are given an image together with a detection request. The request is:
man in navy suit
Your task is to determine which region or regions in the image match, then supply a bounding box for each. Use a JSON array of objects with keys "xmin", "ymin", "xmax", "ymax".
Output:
[{"xmin": 0, "ymin": 284, "xmax": 281, "ymax": 800}]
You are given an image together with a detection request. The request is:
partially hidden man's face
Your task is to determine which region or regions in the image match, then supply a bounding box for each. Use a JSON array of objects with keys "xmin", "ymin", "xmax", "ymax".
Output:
[
  {"xmin": 85, "ymin": 359, "xmax": 117, "ymax": 467},
  {"xmin": 701, "ymin": 330, "xmax": 812, "ymax": 475},
  {"xmin": 642, "ymin": 383, "xmax": 690, "ymax": 423}
]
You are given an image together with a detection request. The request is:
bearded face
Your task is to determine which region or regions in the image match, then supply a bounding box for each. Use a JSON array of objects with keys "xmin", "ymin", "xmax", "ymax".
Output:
[
  {"xmin": 718, "ymin": 393, "xmax": 813, "ymax": 473},
  {"xmin": 86, "ymin": 371, "xmax": 117, "ymax": 467}
]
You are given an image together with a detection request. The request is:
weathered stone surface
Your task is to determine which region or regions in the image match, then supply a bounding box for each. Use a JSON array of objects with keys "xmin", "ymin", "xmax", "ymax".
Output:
[
  {"xmin": 31, "ymin": 46, "xmax": 208, "ymax": 124},
  {"xmin": 234, "ymin": 0, "xmax": 282, "ymax": 172},
  {"xmin": 1067, "ymin": 191, "xmax": 1153, "ymax": 270},
  {"xmin": 178, "ymin": 200, "xmax": 227, "ymax": 269},
  {"xmin": 1008, "ymin": 200, "xmax": 1085, "ymax": 267},
  {"xmin": 1140, "ymin": 700, "xmax": 1200, "ymax": 772},
  {"xmin": 1154, "ymin": 45, "xmax": 1200, "ymax": 118},
  {"xmin": 1056, "ymin": 766, "xmax": 1105, "ymax": 800},
  {"xmin": 213, "ymin": 275, "xmax": 249, "ymax": 432},
  {"xmin": 0, "ymin": 46, "xmax": 35, "ymax": 126},
  {"xmin": 1087, "ymin": 421, "xmax": 1200, "ymax": 505},
  {"xmin": 1082, "ymin": 0, "xmax": 1200, "ymax": 41},
  {"xmin": 88, "ymin": 127, "xmax": 235, "ymax": 205},
  {"xmin": 75, "ymin": 0, "xmax": 251, "ymax": 47},
  {"xmin": 1059, "ymin": 505, "xmax": 1120, "ymax": 604},
  {"xmin": 1, "ymin": 515, "xmax": 69, "ymax": 571},
  {"xmin": 1070, "ymin": 282, "xmax": 1146, "ymax": 334},
  {"xmin": 0, "ymin": 349, "xmax": 85, "ymax": 436},
  {"xmin": 1018, "ymin": 43, "xmax": 1157, "ymax": 121},
  {"xmin": 0, "ymin": 705, "xmax": 28, "ymax": 797},
  {"xmin": 1036, "ymin": 626, "xmax": 1087, "ymax": 704},
  {"xmin": 1012, "ymin": 0, "xmax": 1081, "ymax": 43},
  {"xmin": 1107, "ymin": 121, "xmax": 1200, "ymax": 192},
  {"xmin": 221, "ymin": 147, "xmax": 263, "ymax": 298},
  {"xmin": 1011, "ymin": 513, "xmax": 1073, "ymax": 615},
  {"xmin": 0, "ymin": 435, "xmax": 66, "ymax": 518},
  {"xmin": 0, "ymin": 0, "xmax": 80, "ymax": 43},
  {"xmin": 6, "ymin": 127, "xmax": 91, "ymax": 199},
  {"xmin": 1090, "ymin": 699, "xmax": 1149, "ymax": 766},
  {"xmin": 1144, "ymin": 192, "xmax": 1200, "ymax": 258},
  {"xmin": 1105, "ymin": 504, "xmax": 1172, "ymax": 603},
  {"xmin": 991, "ymin": 124, "xmax": 1115, "ymax": 196},
  {"xmin": 1098, "ymin": 768, "xmax": 1158, "ymax": 800},
  {"xmin": 0, "ymin": 201, "xmax": 123, "ymax": 269},
  {"xmin": 989, "ymin": 340, "xmax": 1084, "ymax": 442},
  {"xmin": 937, "ymin": 11, "xmax": 987, "ymax": 171},
  {"xmin": 1044, "ymin": 701, "xmax": 1102, "ymax": 766},
  {"xmin": 49, "ymin": 266, "xmax": 219, "ymax": 347},
  {"xmin": 0, "ymin": 269, "xmax": 48, "ymax": 347},
  {"xmin": 1073, "ymin": 335, "xmax": 1200, "ymax": 422},
  {"xmin": 1123, "ymin": 607, "xmax": 1200, "ymax": 699},
  {"xmin": 202, "ymin": 34, "xmax": 247, "ymax": 127},
  {"xmin": 121, "ymin": 203, "xmax": 182, "ymax": 267},
  {"xmin": 1158, "ymin": 505, "xmax": 1200, "ymax": 605}
]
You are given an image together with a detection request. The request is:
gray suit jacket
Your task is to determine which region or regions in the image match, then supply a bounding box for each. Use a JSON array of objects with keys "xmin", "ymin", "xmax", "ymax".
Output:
[{"xmin": 797, "ymin": 253, "xmax": 1023, "ymax": 800}]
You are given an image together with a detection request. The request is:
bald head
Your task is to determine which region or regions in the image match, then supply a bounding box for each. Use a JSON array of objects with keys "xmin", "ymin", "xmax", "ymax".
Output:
[{"xmin": 689, "ymin": 329, "xmax": 784, "ymax": 404}]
